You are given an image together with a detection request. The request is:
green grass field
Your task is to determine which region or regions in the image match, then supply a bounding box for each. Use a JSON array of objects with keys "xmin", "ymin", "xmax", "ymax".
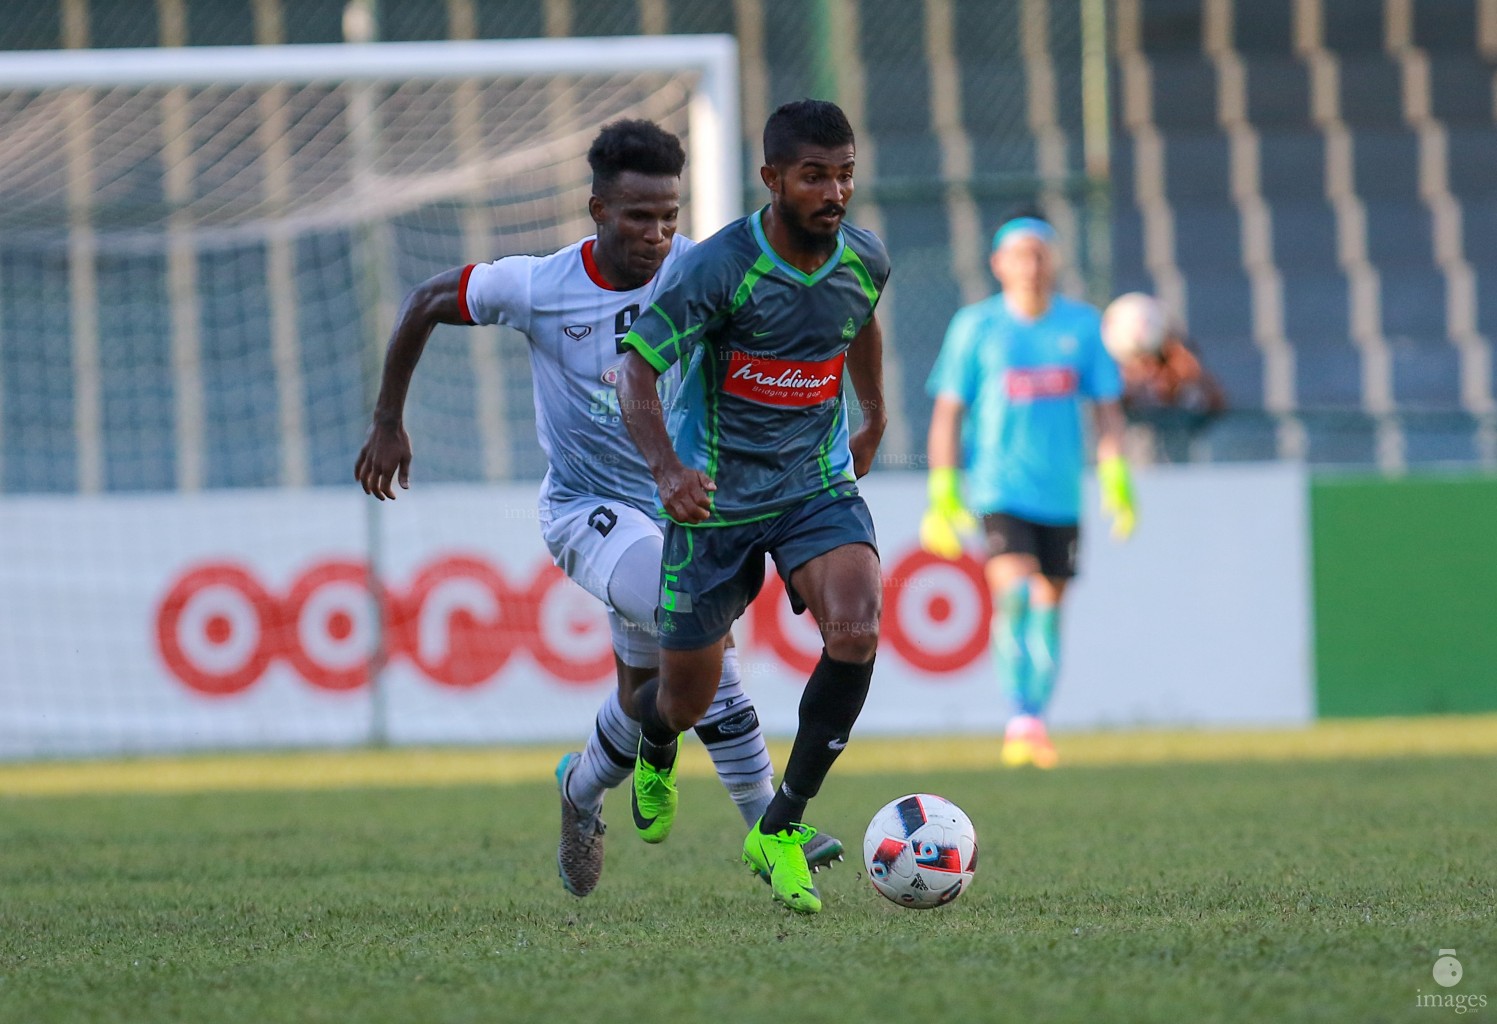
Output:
[{"xmin": 3, "ymin": 724, "xmax": 1495, "ymax": 1023}]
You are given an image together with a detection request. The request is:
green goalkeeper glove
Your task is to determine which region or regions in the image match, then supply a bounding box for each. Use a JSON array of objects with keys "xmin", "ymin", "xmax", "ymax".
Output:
[
  {"xmin": 920, "ymin": 466, "xmax": 977, "ymax": 560},
  {"xmin": 1098, "ymin": 455, "xmax": 1136, "ymax": 541}
]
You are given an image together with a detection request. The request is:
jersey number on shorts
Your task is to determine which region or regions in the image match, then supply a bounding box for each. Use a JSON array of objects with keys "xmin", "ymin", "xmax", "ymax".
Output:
[
  {"xmin": 588, "ymin": 505, "xmax": 618, "ymax": 537},
  {"xmin": 614, "ymin": 305, "xmax": 640, "ymax": 354}
]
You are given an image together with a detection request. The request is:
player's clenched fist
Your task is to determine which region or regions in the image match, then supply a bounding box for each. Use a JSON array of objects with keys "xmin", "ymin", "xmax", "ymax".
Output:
[{"xmin": 656, "ymin": 465, "xmax": 715, "ymax": 524}]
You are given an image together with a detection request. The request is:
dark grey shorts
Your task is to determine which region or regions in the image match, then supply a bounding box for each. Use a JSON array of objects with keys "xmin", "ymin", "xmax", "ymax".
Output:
[{"xmin": 657, "ymin": 491, "xmax": 878, "ymax": 650}]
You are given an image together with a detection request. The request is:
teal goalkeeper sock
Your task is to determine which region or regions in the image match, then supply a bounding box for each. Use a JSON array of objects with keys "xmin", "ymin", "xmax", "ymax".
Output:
[
  {"xmin": 992, "ymin": 581, "xmax": 1031, "ymax": 713},
  {"xmin": 1024, "ymin": 602, "xmax": 1061, "ymax": 717}
]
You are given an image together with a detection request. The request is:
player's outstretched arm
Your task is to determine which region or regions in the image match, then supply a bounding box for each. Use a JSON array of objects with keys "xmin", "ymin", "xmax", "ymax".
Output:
[
  {"xmin": 845, "ymin": 314, "xmax": 887, "ymax": 478},
  {"xmin": 617, "ymin": 350, "xmax": 714, "ymax": 523},
  {"xmin": 354, "ymin": 266, "xmax": 469, "ymax": 500}
]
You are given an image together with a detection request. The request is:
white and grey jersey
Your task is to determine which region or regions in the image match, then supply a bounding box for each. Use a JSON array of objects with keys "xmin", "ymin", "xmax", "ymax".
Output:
[{"xmin": 459, "ymin": 234, "xmax": 693, "ymax": 514}]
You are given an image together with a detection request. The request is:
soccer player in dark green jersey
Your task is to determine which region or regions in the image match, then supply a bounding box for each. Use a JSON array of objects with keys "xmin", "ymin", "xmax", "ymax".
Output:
[{"xmin": 617, "ymin": 100, "xmax": 891, "ymax": 914}]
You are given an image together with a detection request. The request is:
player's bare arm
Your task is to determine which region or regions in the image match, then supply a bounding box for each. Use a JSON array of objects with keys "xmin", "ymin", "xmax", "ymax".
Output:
[
  {"xmin": 354, "ymin": 266, "xmax": 469, "ymax": 500},
  {"xmin": 617, "ymin": 349, "xmax": 715, "ymax": 523},
  {"xmin": 927, "ymin": 394, "xmax": 965, "ymax": 471},
  {"xmin": 1092, "ymin": 398, "xmax": 1127, "ymax": 462},
  {"xmin": 845, "ymin": 313, "xmax": 887, "ymax": 478}
]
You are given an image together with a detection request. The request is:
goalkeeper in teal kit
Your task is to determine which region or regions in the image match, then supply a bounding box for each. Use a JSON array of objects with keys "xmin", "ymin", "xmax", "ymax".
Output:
[
  {"xmin": 923, "ymin": 214, "xmax": 1135, "ymax": 769},
  {"xmin": 616, "ymin": 100, "xmax": 890, "ymax": 915}
]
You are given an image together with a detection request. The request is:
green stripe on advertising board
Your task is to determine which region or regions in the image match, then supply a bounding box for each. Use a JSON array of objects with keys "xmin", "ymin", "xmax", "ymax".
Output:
[{"xmin": 1312, "ymin": 473, "xmax": 1497, "ymax": 717}]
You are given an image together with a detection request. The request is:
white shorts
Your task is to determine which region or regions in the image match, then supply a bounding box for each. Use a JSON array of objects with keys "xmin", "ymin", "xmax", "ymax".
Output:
[{"xmin": 540, "ymin": 496, "xmax": 663, "ymax": 666}]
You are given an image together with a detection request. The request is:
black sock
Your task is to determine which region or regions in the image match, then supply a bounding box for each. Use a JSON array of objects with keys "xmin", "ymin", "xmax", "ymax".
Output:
[
  {"xmin": 762, "ymin": 781, "xmax": 812, "ymax": 835},
  {"xmin": 760, "ymin": 651, "xmax": 874, "ymax": 834},
  {"xmin": 632, "ymin": 675, "xmax": 679, "ymax": 770}
]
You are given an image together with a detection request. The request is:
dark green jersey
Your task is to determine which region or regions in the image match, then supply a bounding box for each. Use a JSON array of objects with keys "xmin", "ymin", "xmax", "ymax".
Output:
[{"xmin": 622, "ymin": 208, "xmax": 891, "ymax": 524}]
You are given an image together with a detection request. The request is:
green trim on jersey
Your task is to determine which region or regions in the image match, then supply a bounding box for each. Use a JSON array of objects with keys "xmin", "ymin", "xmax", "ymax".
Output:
[
  {"xmin": 839, "ymin": 246, "xmax": 882, "ymax": 308},
  {"xmin": 816, "ymin": 401, "xmax": 848, "ymax": 492},
  {"xmin": 667, "ymin": 506, "xmax": 788, "ymax": 528},
  {"xmin": 622, "ymin": 332, "xmax": 671, "ymax": 373},
  {"xmin": 622, "ymin": 302, "xmax": 703, "ymax": 373},
  {"xmin": 730, "ymin": 254, "xmax": 776, "ymax": 314},
  {"xmin": 662, "ymin": 523, "xmax": 695, "ymax": 571},
  {"xmin": 701, "ymin": 343, "xmax": 723, "ymax": 493},
  {"xmin": 657, "ymin": 479, "xmax": 860, "ymax": 526},
  {"xmin": 750, "ymin": 208, "xmax": 846, "ymax": 286},
  {"xmin": 707, "ymin": 255, "xmax": 778, "ymax": 504}
]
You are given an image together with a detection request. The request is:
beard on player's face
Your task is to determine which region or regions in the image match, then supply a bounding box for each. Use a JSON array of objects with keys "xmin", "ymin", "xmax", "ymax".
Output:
[
  {"xmin": 773, "ymin": 187, "xmax": 850, "ymax": 257},
  {"xmin": 775, "ymin": 193, "xmax": 838, "ymax": 250},
  {"xmin": 769, "ymin": 148, "xmax": 854, "ymax": 253}
]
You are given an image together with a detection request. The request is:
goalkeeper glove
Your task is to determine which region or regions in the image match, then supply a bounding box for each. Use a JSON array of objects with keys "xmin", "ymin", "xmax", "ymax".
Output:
[
  {"xmin": 920, "ymin": 466, "xmax": 977, "ymax": 560},
  {"xmin": 1098, "ymin": 455, "xmax": 1136, "ymax": 541}
]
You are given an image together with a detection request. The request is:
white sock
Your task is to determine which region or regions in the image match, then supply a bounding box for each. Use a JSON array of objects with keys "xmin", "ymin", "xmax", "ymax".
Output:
[
  {"xmin": 727, "ymin": 779, "xmax": 776, "ymax": 827},
  {"xmin": 567, "ymin": 688, "xmax": 641, "ymax": 813},
  {"xmin": 693, "ymin": 647, "xmax": 775, "ymax": 827}
]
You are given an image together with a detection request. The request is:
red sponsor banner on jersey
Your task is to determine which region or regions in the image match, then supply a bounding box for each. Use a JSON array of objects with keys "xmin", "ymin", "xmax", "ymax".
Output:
[
  {"xmin": 1005, "ymin": 365, "xmax": 1078, "ymax": 400},
  {"xmin": 723, "ymin": 351, "xmax": 845, "ymax": 407}
]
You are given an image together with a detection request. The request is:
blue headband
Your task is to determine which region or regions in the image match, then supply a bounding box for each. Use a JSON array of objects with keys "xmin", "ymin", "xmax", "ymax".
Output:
[{"xmin": 992, "ymin": 217, "xmax": 1057, "ymax": 251}]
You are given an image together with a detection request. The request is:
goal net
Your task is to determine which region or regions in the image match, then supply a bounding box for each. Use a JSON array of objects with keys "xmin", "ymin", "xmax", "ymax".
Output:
[{"xmin": 0, "ymin": 37, "xmax": 741, "ymax": 758}]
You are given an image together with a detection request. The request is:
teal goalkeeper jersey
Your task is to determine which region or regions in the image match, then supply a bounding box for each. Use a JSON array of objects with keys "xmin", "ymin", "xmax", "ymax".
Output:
[
  {"xmin": 927, "ymin": 292, "xmax": 1122, "ymax": 525},
  {"xmin": 622, "ymin": 208, "xmax": 891, "ymax": 524}
]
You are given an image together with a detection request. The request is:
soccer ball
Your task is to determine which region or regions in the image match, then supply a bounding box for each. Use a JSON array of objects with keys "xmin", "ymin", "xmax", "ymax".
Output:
[
  {"xmin": 1101, "ymin": 291, "xmax": 1168, "ymax": 361},
  {"xmin": 863, "ymin": 794, "xmax": 978, "ymax": 909}
]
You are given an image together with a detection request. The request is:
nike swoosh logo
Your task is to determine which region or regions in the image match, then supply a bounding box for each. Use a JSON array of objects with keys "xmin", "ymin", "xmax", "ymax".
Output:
[
  {"xmin": 827, "ymin": 738, "xmax": 847, "ymax": 751},
  {"xmin": 631, "ymin": 790, "xmax": 657, "ymax": 831},
  {"xmin": 752, "ymin": 330, "xmax": 772, "ymax": 337}
]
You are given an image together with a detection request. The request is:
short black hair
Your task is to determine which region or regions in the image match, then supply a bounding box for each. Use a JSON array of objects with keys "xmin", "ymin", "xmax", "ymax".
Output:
[
  {"xmin": 587, "ymin": 119, "xmax": 686, "ymax": 191},
  {"xmin": 763, "ymin": 99, "xmax": 855, "ymax": 167}
]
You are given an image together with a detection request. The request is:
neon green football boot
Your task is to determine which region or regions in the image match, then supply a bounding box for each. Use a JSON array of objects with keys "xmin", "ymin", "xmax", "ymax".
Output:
[
  {"xmin": 742, "ymin": 820, "xmax": 822, "ymax": 914},
  {"xmin": 748, "ymin": 829, "xmax": 844, "ymax": 880},
  {"xmin": 630, "ymin": 742, "xmax": 678, "ymax": 844}
]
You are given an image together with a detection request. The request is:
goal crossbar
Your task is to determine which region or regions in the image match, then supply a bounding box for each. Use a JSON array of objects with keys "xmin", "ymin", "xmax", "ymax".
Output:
[{"xmin": 0, "ymin": 34, "xmax": 743, "ymax": 234}]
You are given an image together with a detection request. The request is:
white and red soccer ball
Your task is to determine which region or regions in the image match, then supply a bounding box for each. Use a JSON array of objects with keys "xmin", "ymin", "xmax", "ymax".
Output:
[
  {"xmin": 1101, "ymin": 291, "xmax": 1169, "ymax": 362},
  {"xmin": 863, "ymin": 793, "xmax": 978, "ymax": 909}
]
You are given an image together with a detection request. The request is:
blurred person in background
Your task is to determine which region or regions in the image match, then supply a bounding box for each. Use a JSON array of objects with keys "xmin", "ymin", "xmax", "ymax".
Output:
[
  {"xmin": 920, "ymin": 212, "xmax": 1133, "ymax": 769},
  {"xmin": 1103, "ymin": 292, "xmax": 1227, "ymax": 463}
]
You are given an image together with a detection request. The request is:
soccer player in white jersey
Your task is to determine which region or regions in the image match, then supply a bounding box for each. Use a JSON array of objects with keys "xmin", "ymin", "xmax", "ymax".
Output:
[{"xmin": 354, "ymin": 120, "xmax": 842, "ymax": 898}]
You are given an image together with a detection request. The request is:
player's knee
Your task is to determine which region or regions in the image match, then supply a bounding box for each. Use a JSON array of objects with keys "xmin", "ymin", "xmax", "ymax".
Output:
[
  {"xmin": 825, "ymin": 631, "xmax": 878, "ymax": 664},
  {"xmin": 823, "ymin": 610, "xmax": 880, "ymax": 664},
  {"xmin": 658, "ymin": 685, "xmax": 713, "ymax": 733},
  {"xmin": 656, "ymin": 664, "xmax": 718, "ymax": 732}
]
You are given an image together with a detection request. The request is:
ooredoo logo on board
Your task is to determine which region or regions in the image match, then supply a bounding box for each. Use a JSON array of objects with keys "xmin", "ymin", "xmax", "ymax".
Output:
[{"xmin": 153, "ymin": 547, "xmax": 993, "ymax": 696}]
